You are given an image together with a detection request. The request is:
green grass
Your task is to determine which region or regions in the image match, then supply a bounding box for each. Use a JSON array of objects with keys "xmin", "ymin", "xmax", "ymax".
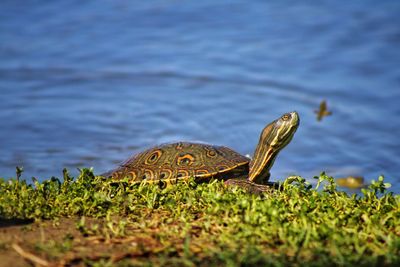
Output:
[{"xmin": 0, "ymin": 168, "xmax": 399, "ymax": 266}]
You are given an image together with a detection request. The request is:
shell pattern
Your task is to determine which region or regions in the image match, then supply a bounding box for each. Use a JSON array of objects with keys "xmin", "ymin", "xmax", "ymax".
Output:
[{"xmin": 107, "ymin": 142, "xmax": 250, "ymax": 184}]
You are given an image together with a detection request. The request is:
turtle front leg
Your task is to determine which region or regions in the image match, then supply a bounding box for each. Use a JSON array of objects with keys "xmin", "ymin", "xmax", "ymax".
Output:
[
  {"xmin": 224, "ymin": 178, "xmax": 280, "ymax": 194},
  {"xmin": 250, "ymin": 172, "xmax": 271, "ymax": 185}
]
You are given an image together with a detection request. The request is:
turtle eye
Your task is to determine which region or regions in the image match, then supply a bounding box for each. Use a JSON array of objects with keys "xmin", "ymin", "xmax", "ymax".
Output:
[{"xmin": 282, "ymin": 113, "xmax": 291, "ymax": 121}]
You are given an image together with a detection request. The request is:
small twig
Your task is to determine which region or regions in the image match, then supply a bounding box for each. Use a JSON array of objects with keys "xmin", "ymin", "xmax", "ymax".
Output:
[
  {"xmin": 16, "ymin": 166, "xmax": 23, "ymax": 182},
  {"xmin": 12, "ymin": 243, "xmax": 49, "ymax": 267}
]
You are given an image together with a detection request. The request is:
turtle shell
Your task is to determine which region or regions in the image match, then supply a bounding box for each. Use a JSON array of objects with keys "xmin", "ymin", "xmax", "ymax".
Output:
[{"xmin": 106, "ymin": 142, "xmax": 250, "ymax": 184}]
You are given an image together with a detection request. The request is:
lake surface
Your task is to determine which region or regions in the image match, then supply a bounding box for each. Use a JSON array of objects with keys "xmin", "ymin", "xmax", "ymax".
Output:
[{"xmin": 1, "ymin": 1, "xmax": 399, "ymax": 193}]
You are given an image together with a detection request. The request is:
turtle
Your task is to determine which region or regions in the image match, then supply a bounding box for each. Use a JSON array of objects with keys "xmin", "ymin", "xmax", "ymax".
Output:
[{"xmin": 102, "ymin": 111, "xmax": 300, "ymax": 193}]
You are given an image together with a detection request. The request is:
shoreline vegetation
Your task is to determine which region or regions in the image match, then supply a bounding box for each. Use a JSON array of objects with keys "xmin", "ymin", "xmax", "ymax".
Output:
[{"xmin": 0, "ymin": 169, "xmax": 399, "ymax": 266}]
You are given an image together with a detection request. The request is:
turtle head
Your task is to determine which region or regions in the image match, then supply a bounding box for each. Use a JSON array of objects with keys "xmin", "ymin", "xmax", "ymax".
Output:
[{"xmin": 248, "ymin": 111, "xmax": 299, "ymax": 184}]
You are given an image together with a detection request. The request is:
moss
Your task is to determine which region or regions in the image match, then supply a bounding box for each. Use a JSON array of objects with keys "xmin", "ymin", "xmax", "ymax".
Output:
[{"xmin": 0, "ymin": 168, "xmax": 399, "ymax": 266}]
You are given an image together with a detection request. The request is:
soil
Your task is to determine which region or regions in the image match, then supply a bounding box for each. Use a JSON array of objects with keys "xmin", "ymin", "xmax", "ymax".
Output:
[{"xmin": 0, "ymin": 217, "xmax": 165, "ymax": 267}]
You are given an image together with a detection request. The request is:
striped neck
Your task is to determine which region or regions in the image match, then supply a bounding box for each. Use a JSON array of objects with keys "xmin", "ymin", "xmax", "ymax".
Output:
[{"xmin": 248, "ymin": 111, "xmax": 299, "ymax": 183}]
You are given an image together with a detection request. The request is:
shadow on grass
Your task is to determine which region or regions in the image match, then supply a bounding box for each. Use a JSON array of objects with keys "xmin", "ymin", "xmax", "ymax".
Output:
[{"xmin": 0, "ymin": 218, "xmax": 34, "ymax": 228}]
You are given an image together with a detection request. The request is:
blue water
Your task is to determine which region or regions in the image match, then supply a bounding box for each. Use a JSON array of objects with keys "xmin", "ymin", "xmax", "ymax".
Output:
[{"xmin": 1, "ymin": 1, "xmax": 399, "ymax": 192}]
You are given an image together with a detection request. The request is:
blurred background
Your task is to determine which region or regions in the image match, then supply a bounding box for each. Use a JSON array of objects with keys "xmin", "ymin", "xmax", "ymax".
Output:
[{"xmin": 1, "ymin": 1, "xmax": 399, "ymax": 192}]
